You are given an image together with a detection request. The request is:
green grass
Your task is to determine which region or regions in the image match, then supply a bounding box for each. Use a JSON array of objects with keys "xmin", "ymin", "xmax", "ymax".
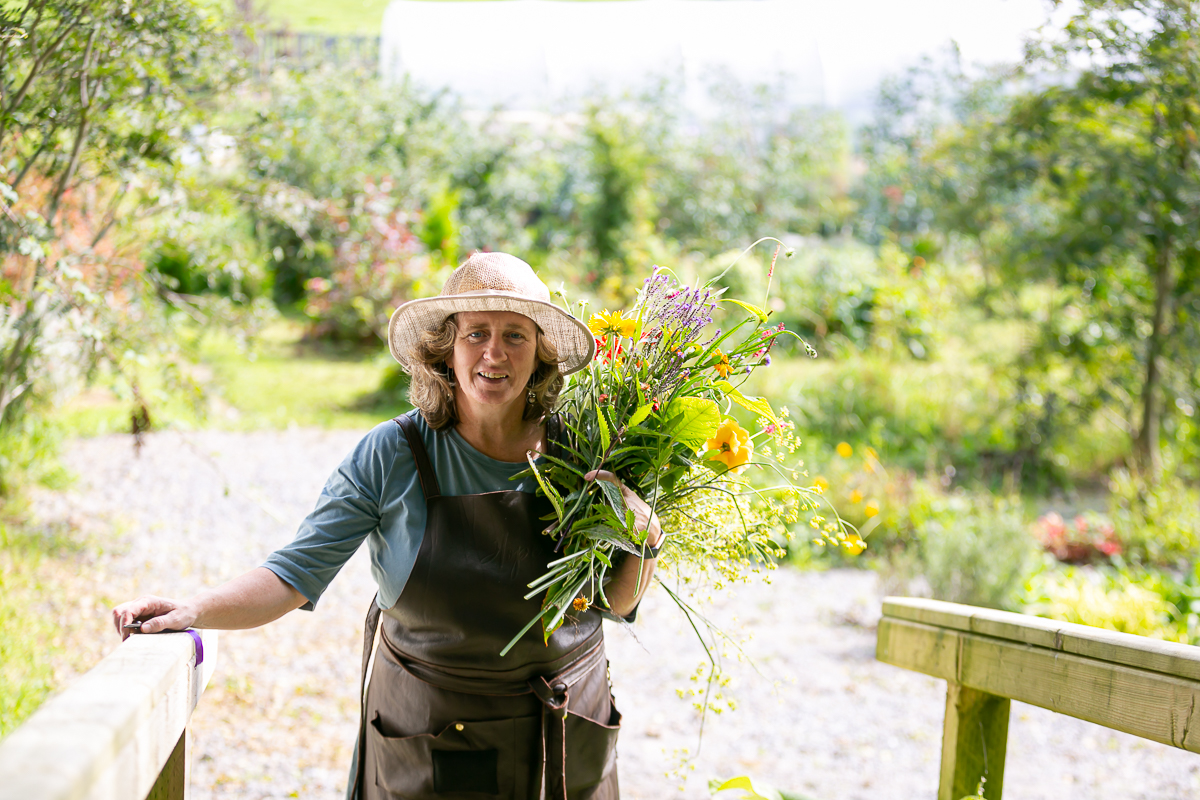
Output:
[
  {"xmin": 260, "ymin": 0, "xmax": 641, "ymax": 35},
  {"xmin": 0, "ymin": 517, "xmax": 82, "ymax": 738},
  {"xmin": 54, "ymin": 321, "xmax": 410, "ymax": 436}
]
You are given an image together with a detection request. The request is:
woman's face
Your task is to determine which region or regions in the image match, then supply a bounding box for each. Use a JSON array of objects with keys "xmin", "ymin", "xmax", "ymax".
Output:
[{"xmin": 447, "ymin": 311, "xmax": 540, "ymax": 417}]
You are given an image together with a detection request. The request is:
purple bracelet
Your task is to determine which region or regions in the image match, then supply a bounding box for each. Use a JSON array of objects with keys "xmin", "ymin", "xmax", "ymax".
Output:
[{"xmin": 185, "ymin": 629, "xmax": 204, "ymax": 666}]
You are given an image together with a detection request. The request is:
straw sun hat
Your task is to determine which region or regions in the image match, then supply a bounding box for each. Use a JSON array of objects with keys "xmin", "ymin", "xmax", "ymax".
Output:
[{"xmin": 387, "ymin": 252, "xmax": 596, "ymax": 375}]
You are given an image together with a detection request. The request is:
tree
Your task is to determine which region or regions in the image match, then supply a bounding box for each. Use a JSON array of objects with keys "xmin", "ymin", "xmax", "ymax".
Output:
[
  {"xmin": 1001, "ymin": 0, "xmax": 1200, "ymax": 476},
  {"xmin": 0, "ymin": 0, "xmax": 231, "ymax": 441},
  {"xmin": 925, "ymin": 0, "xmax": 1200, "ymax": 479}
]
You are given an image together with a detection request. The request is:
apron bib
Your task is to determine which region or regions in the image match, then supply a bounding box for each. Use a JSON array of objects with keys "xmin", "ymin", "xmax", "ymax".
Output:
[{"xmin": 353, "ymin": 414, "xmax": 621, "ymax": 800}]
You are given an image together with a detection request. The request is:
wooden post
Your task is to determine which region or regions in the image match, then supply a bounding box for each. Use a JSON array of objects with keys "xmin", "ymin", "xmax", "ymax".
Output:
[
  {"xmin": 939, "ymin": 683, "xmax": 1009, "ymax": 800},
  {"xmin": 146, "ymin": 730, "xmax": 186, "ymax": 800}
]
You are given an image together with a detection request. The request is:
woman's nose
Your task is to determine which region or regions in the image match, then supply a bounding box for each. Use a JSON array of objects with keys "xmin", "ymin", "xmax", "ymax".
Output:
[{"xmin": 483, "ymin": 336, "xmax": 507, "ymax": 361}]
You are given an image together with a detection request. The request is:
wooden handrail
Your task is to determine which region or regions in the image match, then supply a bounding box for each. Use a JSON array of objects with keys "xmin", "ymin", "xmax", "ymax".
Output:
[
  {"xmin": 0, "ymin": 629, "xmax": 218, "ymax": 800},
  {"xmin": 876, "ymin": 597, "xmax": 1200, "ymax": 800}
]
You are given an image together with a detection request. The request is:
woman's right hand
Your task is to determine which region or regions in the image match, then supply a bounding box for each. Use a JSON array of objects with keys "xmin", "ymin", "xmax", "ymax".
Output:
[{"xmin": 111, "ymin": 595, "xmax": 198, "ymax": 641}]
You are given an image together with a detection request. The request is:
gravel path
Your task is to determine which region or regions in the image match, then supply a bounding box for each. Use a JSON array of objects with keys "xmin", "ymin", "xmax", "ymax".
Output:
[{"xmin": 29, "ymin": 429, "xmax": 1200, "ymax": 799}]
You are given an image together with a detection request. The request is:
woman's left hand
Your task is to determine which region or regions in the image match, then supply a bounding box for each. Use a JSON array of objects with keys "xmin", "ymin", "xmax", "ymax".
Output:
[{"xmin": 584, "ymin": 470, "xmax": 664, "ymax": 549}]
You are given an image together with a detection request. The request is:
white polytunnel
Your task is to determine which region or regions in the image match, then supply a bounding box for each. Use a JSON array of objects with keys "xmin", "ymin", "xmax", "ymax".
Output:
[{"xmin": 379, "ymin": 0, "xmax": 1059, "ymax": 118}]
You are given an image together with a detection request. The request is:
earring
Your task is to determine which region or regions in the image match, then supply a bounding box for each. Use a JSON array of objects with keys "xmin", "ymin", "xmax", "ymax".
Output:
[{"xmin": 527, "ymin": 388, "xmax": 537, "ymax": 404}]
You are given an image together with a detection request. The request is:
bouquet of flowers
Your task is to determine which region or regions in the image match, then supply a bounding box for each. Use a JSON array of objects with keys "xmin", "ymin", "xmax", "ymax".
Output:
[{"xmin": 502, "ymin": 242, "xmax": 863, "ymax": 656}]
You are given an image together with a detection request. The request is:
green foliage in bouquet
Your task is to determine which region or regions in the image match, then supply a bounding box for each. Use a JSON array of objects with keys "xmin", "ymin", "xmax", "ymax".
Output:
[{"xmin": 503, "ymin": 242, "xmax": 862, "ymax": 656}]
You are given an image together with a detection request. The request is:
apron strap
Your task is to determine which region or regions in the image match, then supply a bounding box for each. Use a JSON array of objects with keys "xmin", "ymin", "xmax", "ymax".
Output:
[
  {"xmin": 395, "ymin": 413, "xmax": 442, "ymax": 499},
  {"xmin": 351, "ymin": 596, "xmax": 383, "ymax": 800},
  {"xmin": 530, "ymin": 676, "xmax": 570, "ymax": 800}
]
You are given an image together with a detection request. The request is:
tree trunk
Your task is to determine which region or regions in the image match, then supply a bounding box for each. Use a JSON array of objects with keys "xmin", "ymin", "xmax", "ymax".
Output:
[{"xmin": 1134, "ymin": 240, "xmax": 1175, "ymax": 479}]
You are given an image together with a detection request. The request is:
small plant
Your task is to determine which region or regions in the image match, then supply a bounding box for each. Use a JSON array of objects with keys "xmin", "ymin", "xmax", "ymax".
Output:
[
  {"xmin": 1107, "ymin": 469, "xmax": 1200, "ymax": 566},
  {"xmin": 895, "ymin": 487, "xmax": 1038, "ymax": 610},
  {"xmin": 1034, "ymin": 511, "xmax": 1122, "ymax": 564},
  {"xmin": 1023, "ymin": 567, "xmax": 1183, "ymax": 641}
]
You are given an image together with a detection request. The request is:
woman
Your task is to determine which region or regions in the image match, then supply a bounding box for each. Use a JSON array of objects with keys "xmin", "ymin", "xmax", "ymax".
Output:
[{"xmin": 112, "ymin": 252, "xmax": 663, "ymax": 800}]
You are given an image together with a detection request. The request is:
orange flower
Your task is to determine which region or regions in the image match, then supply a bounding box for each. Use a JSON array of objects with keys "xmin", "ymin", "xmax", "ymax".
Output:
[
  {"xmin": 572, "ymin": 596, "xmax": 590, "ymax": 612},
  {"xmin": 588, "ymin": 309, "xmax": 636, "ymax": 339},
  {"xmin": 705, "ymin": 418, "xmax": 754, "ymax": 471},
  {"xmin": 712, "ymin": 348, "xmax": 732, "ymax": 378}
]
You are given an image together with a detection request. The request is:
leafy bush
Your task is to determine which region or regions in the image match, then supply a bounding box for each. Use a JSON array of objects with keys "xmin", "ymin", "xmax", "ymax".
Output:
[
  {"xmin": 1033, "ymin": 511, "xmax": 1123, "ymax": 564},
  {"xmin": 716, "ymin": 238, "xmax": 952, "ymax": 359},
  {"xmin": 905, "ymin": 489, "xmax": 1038, "ymax": 609},
  {"xmin": 1022, "ymin": 567, "xmax": 1186, "ymax": 641},
  {"xmin": 1107, "ymin": 469, "xmax": 1200, "ymax": 567}
]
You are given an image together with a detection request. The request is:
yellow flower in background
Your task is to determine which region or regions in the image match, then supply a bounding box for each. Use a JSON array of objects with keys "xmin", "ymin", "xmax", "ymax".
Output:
[
  {"xmin": 836, "ymin": 441, "xmax": 853, "ymax": 458},
  {"xmin": 865, "ymin": 446, "xmax": 878, "ymax": 460},
  {"xmin": 706, "ymin": 417, "xmax": 754, "ymax": 471},
  {"xmin": 588, "ymin": 309, "xmax": 636, "ymax": 339},
  {"xmin": 813, "ymin": 476, "xmax": 829, "ymax": 493},
  {"xmin": 849, "ymin": 489, "xmax": 864, "ymax": 504},
  {"xmin": 712, "ymin": 348, "xmax": 732, "ymax": 377},
  {"xmin": 843, "ymin": 536, "xmax": 866, "ymax": 555},
  {"xmin": 864, "ymin": 501, "xmax": 879, "ymax": 518}
]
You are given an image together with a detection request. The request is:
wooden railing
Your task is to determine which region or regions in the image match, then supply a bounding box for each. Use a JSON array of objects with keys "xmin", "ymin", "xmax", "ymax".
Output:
[
  {"xmin": 876, "ymin": 597, "xmax": 1200, "ymax": 800},
  {"xmin": 0, "ymin": 629, "xmax": 218, "ymax": 800}
]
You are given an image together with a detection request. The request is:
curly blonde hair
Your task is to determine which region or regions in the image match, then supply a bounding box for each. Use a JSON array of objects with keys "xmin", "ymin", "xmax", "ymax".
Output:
[{"xmin": 407, "ymin": 314, "xmax": 565, "ymax": 431}]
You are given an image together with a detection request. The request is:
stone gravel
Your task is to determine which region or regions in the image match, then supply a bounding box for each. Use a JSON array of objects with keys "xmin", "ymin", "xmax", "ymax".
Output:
[{"xmin": 29, "ymin": 428, "xmax": 1200, "ymax": 799}]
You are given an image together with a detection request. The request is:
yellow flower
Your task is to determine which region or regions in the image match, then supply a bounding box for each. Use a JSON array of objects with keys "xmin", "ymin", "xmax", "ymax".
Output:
[
  {"xmin": 844, "ymin": 536, "xmax": 866, "ymax": 555},
  {"xmin": 572, "ymin": 596, "xmax": 590, "ymax": 612},
  {"xmin": 813, "ymin": 476, "xmax": 829, "ymax": 493},
  {"xmin": 864, "ymin": 501, "xmax": 879, "ymax": 518},
  {"xmin": 849, "ymin": 489, "xmax": 863, "ymax": 504},
  {"xmin": 705, "ymin": 417, "xmax": 754, "ymax": 471},
  {"xmin": 588, "ymin": 309, "xmax": 636, "ymax": 339},
  {"xmin": 836, "ymin": 441, "xmax": 853, "ymax": 458},
  {"xmin": 712, "ymin": 348, "xmax": 732, "ymax": 378},
  {"xmin": 865, "ymin": 446, "xmax": 878, "ymax": 460}
]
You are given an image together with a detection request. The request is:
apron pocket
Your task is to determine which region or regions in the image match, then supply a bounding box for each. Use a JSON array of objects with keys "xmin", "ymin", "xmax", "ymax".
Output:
[
  {"xmin": 564, "ymin": 697, "xmax": 622, "ymax": 793},
  {"xmin": 369, "ymin": 713, "xmax": 539, "ymax": 799}
]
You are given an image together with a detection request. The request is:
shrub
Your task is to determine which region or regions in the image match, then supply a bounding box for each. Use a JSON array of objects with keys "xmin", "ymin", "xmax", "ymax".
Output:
[
  {"xmin": 1107, "ymin": 469, "xmax": 1200, "ymax": 567},
  {"xmin": 1022, "ymin": 567, "xmax": 1185, "ymax": 641},
  {"xmin": 1033, "ymin": 511, "xmax": 1123, "ymax": 564},
  {"xmin": 906, "ymin": 489, "xmax": 1038, "ymax": 609}
]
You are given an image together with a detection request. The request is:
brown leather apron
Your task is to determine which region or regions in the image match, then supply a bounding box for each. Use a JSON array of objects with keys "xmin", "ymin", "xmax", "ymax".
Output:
[{"xmin": 352, "ymin": 414, "xmax": 621, "ymax": 800}]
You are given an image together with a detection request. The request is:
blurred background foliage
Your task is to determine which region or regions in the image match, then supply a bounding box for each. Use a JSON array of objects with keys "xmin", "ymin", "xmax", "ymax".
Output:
[{"xmin": 2, "ymin": 0, "xmax": 1200, "ymax": 735}]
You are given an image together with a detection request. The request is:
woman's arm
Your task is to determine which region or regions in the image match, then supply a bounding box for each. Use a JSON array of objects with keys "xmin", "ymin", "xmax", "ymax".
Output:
[
  {"xmin": 111, "ymin": 567, "xmax": 307, "ymax": 641},
  {"xmin": 584, "ymin": 470, "xmax": 664, "ymax": 618}
]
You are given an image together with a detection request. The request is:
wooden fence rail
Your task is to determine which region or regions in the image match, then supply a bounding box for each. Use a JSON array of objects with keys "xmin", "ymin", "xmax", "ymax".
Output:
[
  {"xmin": 0, "ymin": 630, "xmax": 218, "ymax": 800},
  {"xmin": 876, "ymin": 597, "xmax": 1200, "ymax": 800}
]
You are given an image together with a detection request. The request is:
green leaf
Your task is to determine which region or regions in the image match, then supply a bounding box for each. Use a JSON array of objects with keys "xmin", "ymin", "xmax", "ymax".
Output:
[
  {"xmin": 662, "ymin": 396, "xmax": 720, "ymax": 449},
  {"xmin": 712, "ymin": 776, "xmax": 773, "ymax": 799},
  {"xmin": 627, "ymin": 403, "xmax": 654, "ymax": 428},
  {"xmin": 595, "ymin": 478, "xmax": 626, "ymax": 516},
  {"xmin": 596, "ymin": 403, "xmax": 612, "ymax": 453},
  {"xmin": 573, "ymin": 525, "xmax": 641, "ymax": 555},
  {"xmin": 714, "ymin": 380, "xmax": 779, "ymax": 425},
  {"xmin": 721, "ymin": 298, "xmax": 769, "ymax": 323},
  {"xmin": 526, "ymin": 452, "xmax": 564, "ymax": 525}
]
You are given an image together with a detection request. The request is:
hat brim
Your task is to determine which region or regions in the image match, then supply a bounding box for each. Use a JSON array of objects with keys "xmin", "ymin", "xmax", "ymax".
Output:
[{"xmin": 388, "ymin": 290, "xmax": 597, "ymax": 376}]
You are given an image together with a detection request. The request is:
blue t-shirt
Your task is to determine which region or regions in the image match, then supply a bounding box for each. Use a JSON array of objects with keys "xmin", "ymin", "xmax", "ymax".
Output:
[{"xmin": 263, "ymin": 410, "xmax": 540, "ymax": 611}]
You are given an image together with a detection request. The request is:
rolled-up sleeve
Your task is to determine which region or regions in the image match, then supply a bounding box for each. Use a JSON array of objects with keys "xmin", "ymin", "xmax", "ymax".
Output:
[{"xmin": 263, "ymin": 422, "xmax": 400, "ymax": 611}]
